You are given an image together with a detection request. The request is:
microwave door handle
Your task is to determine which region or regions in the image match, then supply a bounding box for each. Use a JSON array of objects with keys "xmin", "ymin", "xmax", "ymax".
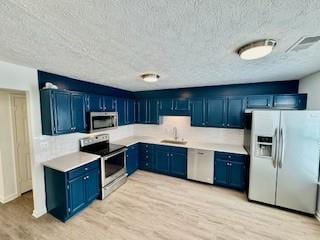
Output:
[{"xmin": 273, "ymin": 128, "xmax": 278, "ymax": 168}]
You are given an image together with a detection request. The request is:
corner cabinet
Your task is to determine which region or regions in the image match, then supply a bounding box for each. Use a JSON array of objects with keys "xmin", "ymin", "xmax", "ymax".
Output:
[
  {"xmin": 126, "ymin": 144, "xmax": 139, "ymax": 175},
  {"xmin": 44, "ymin": 160, "xmax": 101, "ymax": 222},
  {"xmin": 40, "ymin": 89, "xmax": 87, "ymax": 135},
  {"xmin": 214, "ymin": 152, "xmax": 247, "ymax": 191}
]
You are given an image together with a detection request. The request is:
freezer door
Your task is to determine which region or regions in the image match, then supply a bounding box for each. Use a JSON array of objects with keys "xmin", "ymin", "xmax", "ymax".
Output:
[
  {"xmin": 276, "ymin": 111, "xmax": 320, "ymax": 214},
  {"xmin": 248, "ymin": 111, "xmax": 280, "ymax": 205}
]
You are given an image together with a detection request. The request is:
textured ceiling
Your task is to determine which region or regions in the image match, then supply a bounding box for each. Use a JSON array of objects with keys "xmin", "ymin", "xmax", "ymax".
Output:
[{"xmin": 1, "ymin": 0, "xmax": 320, "ymax": 91}]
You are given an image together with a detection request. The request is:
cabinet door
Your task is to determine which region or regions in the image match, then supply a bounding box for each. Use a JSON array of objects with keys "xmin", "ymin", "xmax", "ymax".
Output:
[
  {"xmin": 126, "ymin": 99, "xmax": 135, "ymax": 124},
  {"xmin": 116, "ymin": 98, "xmax": 126, "ymax": 126},
  {"xmin": 170, "ymin": 152, "xmax": 187, "ymax": 178},
  {"xmin": 273, "ymin": 94, "xmax": 306, "ymax": 109},
  {"xmin": 53, "ymin": 91, "xmax": 72, "ymax": 134},
  {"xmin": 214, "ymin": 159, "xmax": 229, "ymax": 187},
  {"xmin": 126, "ymin": 144, "xmax": 139, "ymax": 175},
  {"xmin": 206, "ymin": 98, "xmax": 226, "ymax": 127},
  {"xmin": 136, "ymin": 99, "xmax": 148, "ymax": 123},
  {"xmin": 228, "ymin": 161, "xmax": 245, "ymax": 190},
  {"xmin": 154, "ymin": 149, "xmax": 170, "ymax": 174},
  {"xmin": 68, "ymin": 176, "xmax": 86, "ymax": 215},
  {"xmin": 247, "ymin": 95, "xmax": 273, "ymax": 109},
  {"xmin": 149, "ymin": 99, "xmax": 159, "ymax": 124},
  {"xmin": 85, "ymin": 169, "xmax": 101, "ymax": 203},
  {"xmin": 88, "ymin": 95, "xmax": 103, "ymax": 112},
  {"xmin": 174, "ymin": 99, "xmax": 190, "ymax": 111},
  {"xmin": 104, "ymin": 96, "xmax": 116, "ymax": 111},
  {"xmin": 191, "ymin": 99, "xmax": 205, "ymax": 127},
  {"xmin": 226, "ymin": 97, "xmax": 244, "ymax": 128},
  {"xmin": 159, "ymin": 98, "xmax": 173, "ymax": 115},
  {"xmin": 71, "ymin": 93, "xmax": 86, "ymax": 132}
]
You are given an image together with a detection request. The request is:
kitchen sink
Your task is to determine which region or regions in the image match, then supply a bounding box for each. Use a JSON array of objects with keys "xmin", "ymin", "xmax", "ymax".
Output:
[{"xmin": 161, "ymin": 139, "xmax": 188, "ymax": 145}]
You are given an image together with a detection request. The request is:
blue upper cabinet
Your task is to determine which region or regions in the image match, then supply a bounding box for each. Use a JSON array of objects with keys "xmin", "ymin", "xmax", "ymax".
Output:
[
  {"xmin": 246, "ymin": 95, "xmax": 273, "ymax": 109},
  {"xmin": 88, "ymin": 94, "xmax": 103, "ymax": 112},
  {"xmin": 273, "ymin": 94, "xmax": 307, "ymax": 110},
  {"xmin": 40, "ymin": 89, "xmax": 87, "ymax": 135},
  {"xmin": 159, "ymin": 98, "xmax": 173, "ymax": 115},
  {"xmin": 190, "ymin": 98, "xmax": 205, "ymax": 127},
  {"xmin": 206, "ymin": 98, "xmax": 226, "ymax": 128},
  {"xmin": 71, "ymin": 93, "xmax": 87, "ymax": 132},
  {"xmin": 226, "ymin": 97, "xmax": 245, "ymax": 129},
  {"xmin": 126, "ymin": 99, "xmax": 135, "ymax": 124},
  {"xmin": 136, "ymin": 99, "xmax": 159, "ymax": 124},
  {"xmin": 104, "ymin": 96, "xmax": 116, "ymax": 111},
  {"xmin": 116, "ymin": 98, "xmax": 126, "ymax": 126}
]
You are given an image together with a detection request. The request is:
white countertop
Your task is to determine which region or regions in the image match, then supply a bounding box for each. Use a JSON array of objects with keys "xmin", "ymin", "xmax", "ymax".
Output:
[
  {"xmin": 42, "ymin": 152, "xmax": 101, "ymax": 172},
  {"xmin": 114, "ymin": 136, "xmax": 248, "ymax": 155}
]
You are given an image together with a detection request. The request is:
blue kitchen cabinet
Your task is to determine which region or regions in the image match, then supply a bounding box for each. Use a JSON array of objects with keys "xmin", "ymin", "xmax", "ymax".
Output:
[
  {"xmin": 88, "ymin": 94, "xmax": 104, "ymax": 112},
  {"xmin": 159, "ymin": 98, "xmax": 173, "ymax": 115},
  {"xmin": 174, "ymin": 99, "xmax": 190, "ymax": 111},
  {"xmin": 71, "ymin": 93, "xmax": 87, "ymax": 132},
  {"xmin": 153, "ymin": 145, "xmax": 187, "ymax": 178},
  {"xmin": 104, "ymin": 96, "xmax": 116, "ymax": 111},
  {"xmin": 154, "ymin": 146, "xmax": 171, "ymax": 175},
  {"xmin": 126, "ymin": 99, "xmax": 135, "ymax": 124},
  {"xmin": 214, "ymin": 152, "xmax": 247, "ymax": 191},
  {"xmin": 170, "ymin": 148, "xmax": 187, "ymax": 178},
  {"xmin": 44, "ymin": 160, "xmax": 101, "ymax": 222},
  {"xmin": 246, "ymin": 95, "xmax": 273, "ymax": 108},
  {"xmin": 136, "ymin": 99, "xmax": 159, "ymax": 124},
  {"xmin": 139, "ymin": 143, "xmax": 155, "ymax": 171},
  {"xmin": 226, "ymin": 97, "xmax": 245, "ymax": 128},
  {"xmin": 191, "ymin": 98, "xmax": 205, "ymax": 127},
  {"xmin": 273, "ymin": 93, "xmax": 307, "ymax": 110},
  {"xmin": 126, "ymin": 144, "xmax": 139, "ymax": 175},
  {"xmin": 206, "ymin": 98, "xmax": 226, "ymax": 128},
  {"xmin": 40, "ymin": 89, "xmax": 87, "ymax": 135},
  {"xmin": 116, "ymin": 98, "xmax": 126, "ymax": 126}
]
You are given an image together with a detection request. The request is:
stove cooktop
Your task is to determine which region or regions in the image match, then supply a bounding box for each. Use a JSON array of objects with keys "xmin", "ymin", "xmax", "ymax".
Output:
[{"xmin": 80, "ymin": 141, "xmax": 126, "ymax": 157}]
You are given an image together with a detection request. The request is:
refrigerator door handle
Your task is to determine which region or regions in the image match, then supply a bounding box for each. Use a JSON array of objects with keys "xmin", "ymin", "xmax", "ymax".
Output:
[
  {"xmin": 278, "ymin": 128, "xmax": 284, "ymax": 168},
  {"xmin": 273, "ymin": 128, "xmax": 278, "ymax": 168}
]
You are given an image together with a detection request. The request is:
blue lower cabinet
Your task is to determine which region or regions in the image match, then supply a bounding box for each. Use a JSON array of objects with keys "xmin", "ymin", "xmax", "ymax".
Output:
[
  {"xmin": 170, "ymin": 150, "xmax": 187, "ymax": 178},
  {"xmin": 154, "ymin": 147, "xmax": 171, "ymax": 174},
  {"xmin": 126, "ymin": 144, "xmax": 139, "ymax": 175},
  {"xmin": 44, "ymin": 160, "xmax": 101, "ymax": 222},
  {"xmin": 139, "ymin": 143, "xmax": 154, "ymax": 171},
  {"xmin": 214, "ymin": 152, "xmax": 247, "ymax": 191}
]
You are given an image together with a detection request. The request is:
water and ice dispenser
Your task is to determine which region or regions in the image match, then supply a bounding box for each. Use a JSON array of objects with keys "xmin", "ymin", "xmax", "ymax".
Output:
[{"xmin": 256, "ymin": 136, "xmax": 273, "ymax": 157}]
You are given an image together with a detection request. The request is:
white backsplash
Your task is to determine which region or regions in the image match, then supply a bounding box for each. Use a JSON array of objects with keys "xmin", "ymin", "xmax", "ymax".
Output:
[
  {"xmin": 134, "ymin": 116, "xmax": 244, "ymax": 145},
  {"xmin": 34, "ymin": 116, "xmax": 244, "ymax": 163}
]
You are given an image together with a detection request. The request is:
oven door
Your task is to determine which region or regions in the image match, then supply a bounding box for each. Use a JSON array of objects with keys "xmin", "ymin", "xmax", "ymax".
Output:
[
  {"xmin": 90, "ymin": 112, "xmax": 118, "ymax": 132},
  {"xmin": 102, "ymin": 148, "xmax": 127, "ymax": 186}
]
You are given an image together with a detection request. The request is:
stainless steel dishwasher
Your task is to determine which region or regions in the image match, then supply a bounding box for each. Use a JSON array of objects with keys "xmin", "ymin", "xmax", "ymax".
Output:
[{"xmin": 187, "ymin": 149, "xmax": 214, "ymax": 184}]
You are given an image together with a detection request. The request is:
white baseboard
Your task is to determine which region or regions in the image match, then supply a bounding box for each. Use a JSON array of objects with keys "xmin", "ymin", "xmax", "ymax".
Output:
[
  {"xmin": 32, "ymin": 207, "xmax": 47, "ymax": 218},
  {"xmin": 0, "ymin": 192, "xmax": 18, "ymax": 204},
  {"xmin": 316, "ymin": 211, "xmax": 320, "ymax": 222}
]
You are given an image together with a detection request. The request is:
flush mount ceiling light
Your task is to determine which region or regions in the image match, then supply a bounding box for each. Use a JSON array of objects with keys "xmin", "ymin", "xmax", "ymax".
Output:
[
  {"xmin": 141, "ymin": 73, "xmax": 160, "ymax": 83},
  {"xmin": 238, "ymin": 39, "xmax": 277, "ymax": 60}
]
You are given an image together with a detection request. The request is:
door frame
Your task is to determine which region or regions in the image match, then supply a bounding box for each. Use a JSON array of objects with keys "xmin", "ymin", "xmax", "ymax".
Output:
[{"xmin": 10, "ymin": 93, "xmax": 33, "ymax": 196}]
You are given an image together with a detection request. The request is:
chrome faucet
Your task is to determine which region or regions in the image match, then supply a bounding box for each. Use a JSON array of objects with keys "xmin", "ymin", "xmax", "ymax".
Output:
[{"xmin": 173, "ymin": 127, "xmax": 178, "ymax": 140}]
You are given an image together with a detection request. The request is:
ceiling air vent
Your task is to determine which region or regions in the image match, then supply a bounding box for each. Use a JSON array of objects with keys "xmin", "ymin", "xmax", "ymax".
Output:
[{"xmin": 286, "ymin": 36, "xmax": 320, "ymax": 52}]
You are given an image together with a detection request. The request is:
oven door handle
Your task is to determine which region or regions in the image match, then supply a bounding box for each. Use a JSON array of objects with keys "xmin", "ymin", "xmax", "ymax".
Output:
[{"xmin": 103, "ymin": 148, "xmax": 128, "ymax": 160}]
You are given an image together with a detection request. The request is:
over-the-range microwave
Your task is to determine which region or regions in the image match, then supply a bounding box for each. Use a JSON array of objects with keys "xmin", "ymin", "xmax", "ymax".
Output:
[{"xmin": 89, "ymin": 112, "xmax": 118, "ymax": 133}]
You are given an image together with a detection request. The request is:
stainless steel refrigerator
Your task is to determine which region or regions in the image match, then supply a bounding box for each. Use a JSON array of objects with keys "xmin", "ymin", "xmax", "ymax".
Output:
[{"xmin": 247, "ymin": 110, "xmax": 320, "ymax": 214}]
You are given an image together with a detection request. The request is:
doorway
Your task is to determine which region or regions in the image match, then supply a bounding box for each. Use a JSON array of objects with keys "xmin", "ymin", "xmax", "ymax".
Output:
[{"xmin": 10, "ymin": 94, "xmax": 32, "ymax": 195}]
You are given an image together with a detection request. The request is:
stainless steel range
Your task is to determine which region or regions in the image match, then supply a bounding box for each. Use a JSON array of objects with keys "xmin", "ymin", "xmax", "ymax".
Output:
[{"xmin": 80, "ymin": 134, "xmax": 128, "ymax": 199}]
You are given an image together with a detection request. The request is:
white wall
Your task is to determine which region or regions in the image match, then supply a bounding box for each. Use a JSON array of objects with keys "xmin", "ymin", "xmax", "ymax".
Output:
[
  {"xmin": 134, "ymin": 116, "xmax": 244, "ymax": 145},
  {"xmin": 299, "ymin": 71, "xmax": 320, "ymax": 218}
]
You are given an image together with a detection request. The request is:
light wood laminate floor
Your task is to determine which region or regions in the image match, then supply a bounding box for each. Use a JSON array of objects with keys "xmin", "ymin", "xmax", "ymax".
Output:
[{"xmin": 1, "ymin": 170, "xmax": 320, "ymax": 240}]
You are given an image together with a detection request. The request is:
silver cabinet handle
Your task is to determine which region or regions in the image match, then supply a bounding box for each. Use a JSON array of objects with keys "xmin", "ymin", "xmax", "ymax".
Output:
[
  {"xmin": 273, "ymin": 128, "xmax": 278, "ymax": 168},
  {"xmin": 278, "ymin": 128, "xmax": 284, "ymax": 168},
  {"xmin": 85, "ymin": 168, "xmax": 88, "ymax": 171}
]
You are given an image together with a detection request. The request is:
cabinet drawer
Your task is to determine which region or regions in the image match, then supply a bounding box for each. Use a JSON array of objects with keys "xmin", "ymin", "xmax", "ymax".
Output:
[
  {"xmin": 68, "ymin": 160, "xmax": 99, "ymax": 180},
  {"xmin": 215, "ymin": 152, "xmax": 246, "ymax": 163},
  {"xmin": 170, "ymin": 146, "xmax": 187, "ymax": 154},
  {"xmin": 128, "ymin": 144, "xmax": 138, "ymax": 151},
  {"xmin": 139, "ymin": 143, "xmax": 154, "ymax": 151}
]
